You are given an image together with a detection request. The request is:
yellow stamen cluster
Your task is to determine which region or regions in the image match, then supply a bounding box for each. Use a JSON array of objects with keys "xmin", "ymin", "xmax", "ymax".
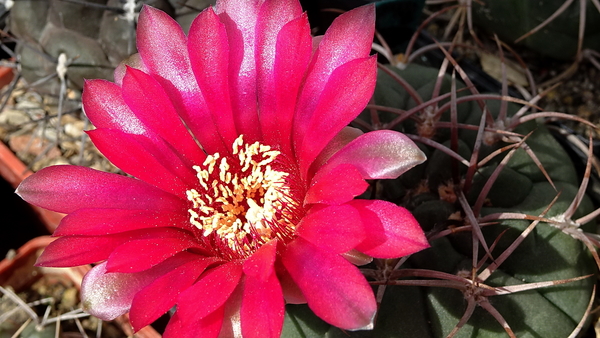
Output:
[{"xmin": 186, "ymin": 135, "xmax": 296, "ymax": 257}]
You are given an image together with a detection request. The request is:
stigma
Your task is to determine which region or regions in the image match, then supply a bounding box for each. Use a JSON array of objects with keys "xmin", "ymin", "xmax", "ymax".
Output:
[{"xmin": 186, "ymin": 135, "xmax": 297, "ymax": 258}]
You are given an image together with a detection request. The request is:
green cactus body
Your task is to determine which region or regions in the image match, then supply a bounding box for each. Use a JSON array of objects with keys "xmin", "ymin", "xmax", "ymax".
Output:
[
  {"xmin": 282, "ymin": 63, "xmax": 596, "ymax": 337},
  {"xmin": 472, "ymin": 0, "xmax": 600, "ymax": 60},
  {"xmin": 9, "ymin": 0, "xmax": 175, "ymax": 94}
]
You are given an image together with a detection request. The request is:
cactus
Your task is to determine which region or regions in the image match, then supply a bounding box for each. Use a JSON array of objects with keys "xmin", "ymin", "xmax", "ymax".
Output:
[
  {"xmin": 2, "ymin": 1, "xmax": 598, "ymax": 337},
  {"xmin": 0, "ymin": 285, "xmax": 95, "ymax": 338},
  {"xmin": 8, "ymin": 0, "xmax": 216, "ymax": 94},
  {"xmin": 471, "ymin": 0, "xmax": 600, "ymax": 60},
  {"xmin": 8, "ymin": 0, "xmax": 176, "ymax": 94},
  {"xmin": 281, "ymin": 62, "xmax": 598, "ymax": 337}
]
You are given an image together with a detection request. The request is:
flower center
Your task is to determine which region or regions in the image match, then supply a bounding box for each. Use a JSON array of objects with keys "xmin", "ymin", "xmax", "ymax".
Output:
[{"xmin": 186, "ymin": 135, "xmax": 298, "ymax": 259}]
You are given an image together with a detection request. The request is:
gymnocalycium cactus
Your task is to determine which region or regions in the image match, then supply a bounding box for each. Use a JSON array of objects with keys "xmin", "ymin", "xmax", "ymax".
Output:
[
  {"xmin": 282, "ymin": 58, "xmax": 598, "ymax": 337},
  {"xmin": 472, "ymin": 0, "xmax": 600, "ymax": 60},
  {"xmin": 7, "ymin": 1, "xmax": 600, "ymax": 337},
  {"xmin": 9, "ymin": 0, "xmax": 175, "ymax": 94}
]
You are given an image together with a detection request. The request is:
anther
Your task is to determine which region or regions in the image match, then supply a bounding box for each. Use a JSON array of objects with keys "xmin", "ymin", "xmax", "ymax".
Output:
[{"xmin": 185, "ymin": 135, "xmax": 298, "ymax": 259}]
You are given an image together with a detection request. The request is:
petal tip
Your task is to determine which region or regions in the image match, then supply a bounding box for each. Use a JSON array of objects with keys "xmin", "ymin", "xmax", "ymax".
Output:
[
  {"xmin": 350, "ymin": 311, "xmax": 376, "ymax": 331},
  {"xmin": 412, "ymin": 147, "xmax": 427, "ymax": 166}
]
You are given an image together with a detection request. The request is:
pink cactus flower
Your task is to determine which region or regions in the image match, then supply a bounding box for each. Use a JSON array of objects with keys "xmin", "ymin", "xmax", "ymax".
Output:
[{"xmin": 16, "ymin": 1, "xmax": 429, "ymax": 337}]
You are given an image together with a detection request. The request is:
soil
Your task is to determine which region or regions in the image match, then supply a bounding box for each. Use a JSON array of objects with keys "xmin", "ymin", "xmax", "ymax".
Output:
[{"xmin": 0, "ymin": 83, "xmax": 118, "ymax": 174}]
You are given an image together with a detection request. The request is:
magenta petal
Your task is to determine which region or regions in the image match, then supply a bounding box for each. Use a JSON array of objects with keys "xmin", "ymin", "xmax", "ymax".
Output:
[
  {"xmin": 243, "ymin": 240, "xmax": 277, "ymax": 280},
  {"xmin": 218, "ymin": 280, "xmax": 244, "ymax": 337},
  {"xmin": 256, "ymin": 0, "xmax": 303, "ymax": 72},
  {"xmin": 83, "ymin": 80, "xmax": 201, "ymax": 185},
  {"xmin": 54, "ymin": 208, "xmax": 188, "ymax": 236},
  {"xmin": 114, "ymin": 53, "xmax": 147, "ymax": 86},
  {"xmin": 188, "ymin": 7, "xmax": 238, "ymax": 149},
  {"xmin": 82, "ymin": 79, "xmax": 147, "ymax": 134},
  {"xmin": 121, "ymin": 67, "xmax": 206, "ymax": 163},
  {"xmin": 215, "ymin": 0, "xmax": 262, "ymax": 140},
  {"xmin": 309, "ymin": 127, "xmax": 363, "ymax": 176},
  {"xmin": 36, "ymin": 235, "xmax": 123, "ymax": 267},
  {"xmin": 87, "ymin": 129, "xmax": 191, "ymax": 194},
  {"xmin": 241, "ymin": 265, "xmax": 284, "ymax": 338},
  {"xmin": 296, "ymin": 56, "xmax": 377, "ymax": 175},
  {"xmin": 310, "ymin": 4, "xmax": 374, "ymax": 71},
  {"xmin": 106, "ymin": 233, "xmax": 200, "ymax": 273},
  {"xmin": 36, "ymin": 228, "xmax": 192, "ymax": 267},
  {"xmin": 282, "ymin": 238, "xmax": 376, "ymax": 330},
  {"xmin": 16, "ymin": 165, "xmax": 186, "ymax": 214},
  {"xmin": 195, "ymin": 307, "xmax": 226, "ymax": 338},
  {"xmin": 130, "ymin": 254, "xmax": 215, "ymax": 331},
  {"xmin": 90, "ymin": 128, "xmax": 198, "ymax": 188},
  {"xmin": 165, "ymin": 306, "xmax": 225, "ymax": 338},
  {"xmin": 177, "ymin": 261, "xmax": 243, "ymax": 320},
  {"xmin": 84, "ymin": 83, "xmax": 199, "ymax": 189},
  {"xmin": 137, "ymin": 6, "xmax": 227, "ymax": 154},
  {"xmin": 81, "ymin": 257, "xmax": 177, "ymax": 321},
  {"xmin": 293, "ymin": 5, "xmax": 375, "ymax": 148},
  {"xmin": 350, "ymin": 199, "xmax": 429, "ymax": 258},
  {"xmin": 341, "ymin": 249, "xmax": 374, "ymax": 266},
  {"xmin": 81, "ymin": 262, "xmax": 138, "ymax": 320},
  {"xmin": 276, "ymin": 261, "xmax": 306, "ymax": 304},
  {"xmin": 305, "ymin": 164, "xmax": 368, "ymax": 205},
  {"xmin": 257, "ymin": 1, "xmax": 311, "ymax": 152},
  {"xmin": 162, "ymin": 312, "xmax": 186, "ymax": 338},
  {"xmin": 322, "ymin": 130, "xmax": 427, "ymax": 180},
  {"xmin": 311, "ymin": 35, "xmax": 323, "ymax": 52},
  {"xmin": 296, "ymin": 205, "xmax": 365, "ymax": 253}
]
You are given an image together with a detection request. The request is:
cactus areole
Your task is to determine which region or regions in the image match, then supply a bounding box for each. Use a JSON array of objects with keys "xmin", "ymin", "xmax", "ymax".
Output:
[{"xmin": 16, "ymin": 1, "xmax": 430, "ymax": 337}]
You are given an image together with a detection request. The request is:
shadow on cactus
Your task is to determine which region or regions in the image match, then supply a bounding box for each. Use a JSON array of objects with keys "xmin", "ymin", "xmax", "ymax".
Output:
[
  {"xmin": 283, "ymin": 50, "xmax": 599, "ymax": 337},
  {"xmin": 415, "ymin": 0, "xmax": 600, "ymax": 87}
]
